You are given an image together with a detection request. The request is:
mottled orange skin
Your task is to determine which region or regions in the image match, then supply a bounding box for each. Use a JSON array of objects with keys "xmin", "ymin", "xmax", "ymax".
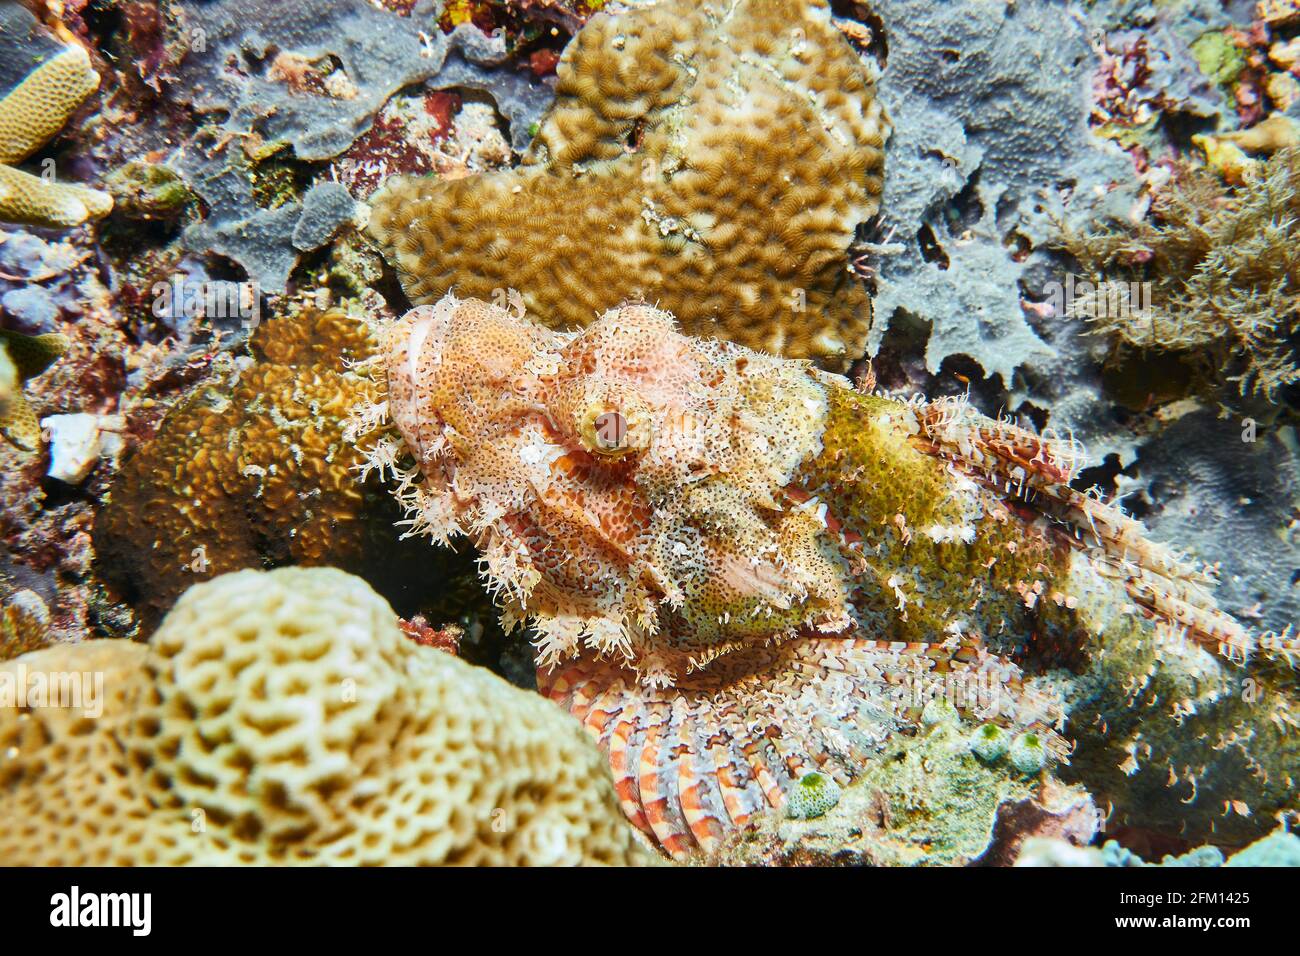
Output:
[
  {"xmin": 378, "ymin": 295, "xmax": 853, "ymax": 688},
  {"xmin": 358, "ymin": 295, "xmax": 1285, "ymax": 858}
]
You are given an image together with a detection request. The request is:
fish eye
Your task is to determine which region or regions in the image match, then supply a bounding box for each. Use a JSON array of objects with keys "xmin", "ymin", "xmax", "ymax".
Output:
[
  {"xmin": 593, "ymin": 410, "xmax": 629, "ymax": 452},
  {"xmin": 578, "ymin": 395, "xmax": 651, "ymax": 458}
]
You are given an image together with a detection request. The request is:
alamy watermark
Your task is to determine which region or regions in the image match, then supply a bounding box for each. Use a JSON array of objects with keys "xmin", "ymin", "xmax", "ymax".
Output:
[
  {"xmin": 50, "ymin": 887, "xmax": 151, "ymax": 936},
  {"xmin": 0, "ymin": 663, "xmax": 104, "ymax": 718},
  {"xmin": 1043, "ymin": 274, "xmax": 1153, "ymax": 320},
  {"xmin": 152, "ymin": 275, "xmax": 261, "ymax": 329}
]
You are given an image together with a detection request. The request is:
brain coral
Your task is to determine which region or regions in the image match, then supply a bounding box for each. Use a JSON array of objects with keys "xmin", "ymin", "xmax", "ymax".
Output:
[
  {"xmin": 93, "ymin": 304, "xmax": 483, "ymax": 628},
  {"xmin": 0, "ymin": 567, "xmax": 654, "ymax": 865},
  {"xmin": 0, "ymin": 6, "xmax": 112, "ymax": 228},
  {"xmin": 369, "ymin": 0, "xmax": 889, "ymax": 368}
]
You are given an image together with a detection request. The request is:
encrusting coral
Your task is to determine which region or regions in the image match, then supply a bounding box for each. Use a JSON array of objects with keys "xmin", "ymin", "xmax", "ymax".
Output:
[
  {"xmin": 0, "ymin": 39, "xmax": 112, "ymax": 228},
  {"xmin": 93, "ymin": 304, "xmax": 487, "ymax": 630},
  {"xmin": 0, "ymin": 587, "xmax": 49, "ymax": 660},
  {"xmin": 368, "ymin": 0, "xmax": 889, "ymax": 368},
  {"xmin": 349, "ymin": 293, "xmax": 1300, "ymax": 859},
  {"xmin": 708, "ymin": 699, "xmax": 1098, "ymax": 867},
  {"xmin": 0, "ymin": 336, "xmax": 14, "ymax": 421},
  {"xmin": 1016, "ymin": 824, "xmax": 1300, "ymax": 867},
  {"xmin": 166, "ymin": 0, "xmax": 557, "ymax": 293},
  {"xmin": 0, "ymin": 327, "xmax": 67, "ymax": 450},
  {"xmin": 1056, "ymin": 147, "xmax": 1300, "ymax": 404},
  {"xmin": 0, "ymin": 566, "xmax": 654, "ymax": 865}
]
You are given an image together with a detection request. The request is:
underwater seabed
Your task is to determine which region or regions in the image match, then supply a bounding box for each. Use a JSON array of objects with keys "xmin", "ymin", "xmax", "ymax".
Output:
[{"xmin": 0, "ymin": 0, "xmax": 1298, "ymax": 869}]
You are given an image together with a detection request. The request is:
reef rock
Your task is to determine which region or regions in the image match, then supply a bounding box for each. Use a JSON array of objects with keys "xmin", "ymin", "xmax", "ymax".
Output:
[
  {"xmin": 168, "ymin": 0, "xmax": 555, "ymax": 293},
  {"xmin": 866, "ymin": 0, "xmax": 1132, "ymax": 392},
  {"xmin": 855, "ymin": 0, "xmax": 1161, "ymax": 476},
  {"xmin": 707, "ymin": 703, "xmax": 1098, "ymax": 867}
]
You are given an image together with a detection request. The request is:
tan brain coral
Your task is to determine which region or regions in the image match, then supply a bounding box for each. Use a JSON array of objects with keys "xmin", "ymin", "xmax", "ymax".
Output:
[
  {"xmin": 369, "ymin": 0, "xmax": 888, "ymax": 368},
  {"xmin": 0, "ymin": 567, "xmax": 655, "ymax": 865},
  {"xmin": 94, "ymin": 307, "xmax": 384, "ymax": 622}
]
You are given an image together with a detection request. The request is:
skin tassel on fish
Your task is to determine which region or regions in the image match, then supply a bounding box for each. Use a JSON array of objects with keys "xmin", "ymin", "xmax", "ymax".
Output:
[{"xmin": 348, "ymin": 294, "xmax": 1298, "ymax": 859}]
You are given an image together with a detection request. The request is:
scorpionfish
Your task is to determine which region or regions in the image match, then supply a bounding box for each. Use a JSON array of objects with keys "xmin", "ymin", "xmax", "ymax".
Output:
[{"xmin": 350, "ymin": 294, "xmax": 1292, "ymax": 859}]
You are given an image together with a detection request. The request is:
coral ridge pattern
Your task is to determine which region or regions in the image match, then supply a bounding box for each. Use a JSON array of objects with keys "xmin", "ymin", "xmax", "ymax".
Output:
[
  {"xmin": 0, "ymin": 567, "xmax": 653, "ymax": 865},
  {"xmin": 369, "ymin": 0, "xmax": 889, "ymax": 368}
]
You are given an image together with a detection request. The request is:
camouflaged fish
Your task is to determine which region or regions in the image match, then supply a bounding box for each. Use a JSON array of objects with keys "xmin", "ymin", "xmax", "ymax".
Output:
[{"xmin": 348, "ymin": 294, "xmax": 1296, "ymax": 859}]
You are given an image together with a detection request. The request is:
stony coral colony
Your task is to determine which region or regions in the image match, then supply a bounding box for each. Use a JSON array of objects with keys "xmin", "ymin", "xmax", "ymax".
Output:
[{"xmin": 1, "ymin": 0, "xmax": 1299, "ymax": 868}]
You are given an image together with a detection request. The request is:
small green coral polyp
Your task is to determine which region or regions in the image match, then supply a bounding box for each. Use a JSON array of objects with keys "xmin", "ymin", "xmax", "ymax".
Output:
[
  {"xmin": 786, "ymin": 771, "xmax": 842, "ymax": 820},
  {"xmin": 1009, "ymin": 732, "xmax": 1047, "ymax": 774},
  {"xmin": 971, "ymin": 723, "xmax": 1010, "ymax": 763}
]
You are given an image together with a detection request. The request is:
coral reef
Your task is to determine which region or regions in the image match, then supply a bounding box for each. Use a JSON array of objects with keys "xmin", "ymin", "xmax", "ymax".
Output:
[
  {"xmin": 0, "ymin": 0, "xmax": 1293, "ymax": 873},
  {"xmin": 862, "ymin": 0, "xmax": 1131, "ymax": 390},
  {"xmin": 0, "ymin": 218, "xmax": 128, "ymax": 651},
  {"xmin": 1056, "ymin": 539, "xmax": 1300, "ymax": 847},
  {"xmin": 168, "ymin": 0, "xmax": 555, "ymax": 292},
  {"xmin": 0, "ymin": 566, "xmax": 654, "ymax": 865},
  {"xmin": 170, "ymin": 0, "xmax": 549, "ymax": 160},
  {"xmin": 176, "ymin": 172, "xmax": 357, "ymax": 297},
  {"xmin": 707, "ymin": 703, "xmax": 1098, "ymax": 866},
  {"xmin": 352, "ymin": 293, "xmax": 1297, "ymax": 858},
  {"xmin": 1057, "ymin": 148, "xmax": 1300, "ymax": 403},
  {"xmin": 0, "ymin": 334, "xmax": 13, "ymax": 410},
  {"xmin": 1017, "ymin": 825, "xmax": 1300, "ymax": 867},
  {"xmin": 0, "ymin": 228, "xmax": 98, "ymax": 334},
  {"xmin": 1199, "ymin": 113, "xmax": 1300, "ymax": 165},
  {"xmin": 103, "ymin": 161, "xmax": 193, "ymax": 221},
  {"xmin": 92, "ymin": 301, "xmax": 489, "ymax": 631},
  {"xmin": 0, "ymin": 586, "xmax": 49, "ymax": 660},
  {"xmin": 0, "ymin": 328, "xmax": 67, "ymax": 450},
  {"xmin": 1088, "ymin": 2, "xmax": 1236, "ymax": 153},
  {"xmin": 328, "ymin": 91, "xmax": 512, "ymax": 200},
  {"xmin": 1224, "ymin": 827, "xmax": 1300, "ymax": 865},
  {"xmin": 369, "ymin": 0, "xmax": 889, "ymax": 368},
  {"xmin": 0, "ymin": 6, "xmax": 112, "ymax": 228},
  {"xmin": 1115, "ymin": 406, "xmax": 1300, "ymax": 633}
]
